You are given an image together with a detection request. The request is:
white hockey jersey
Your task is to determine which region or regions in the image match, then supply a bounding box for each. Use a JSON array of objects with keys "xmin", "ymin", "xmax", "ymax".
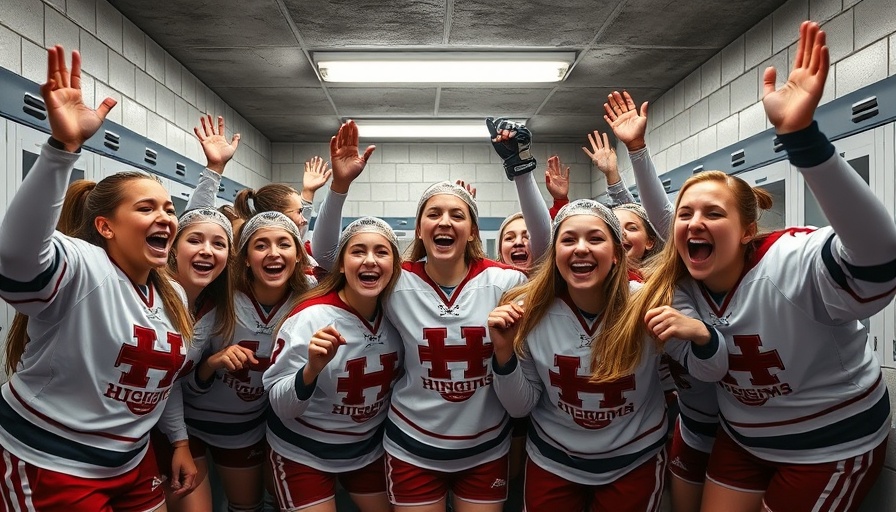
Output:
[
  {"xmin": 264, "ymin": 290, "xmax": 403, "ymax": 471},
  {"xmin": 492, "ymin": 293, "xmax": 728, "ymax": 485},
  {"xmin": 383, "ymin": 259, "xmax": 527, "ymax": 472},
  {"xmin": 184, "ymin": 290, "xmax": 294, "ymax": 449},
  {"xmin": 0, "ymin": 234, "xmax": 191, "ymax": 478},
  {"xmin": 677, "ymin": 227, "xmax": 895, "ymax": 464}
]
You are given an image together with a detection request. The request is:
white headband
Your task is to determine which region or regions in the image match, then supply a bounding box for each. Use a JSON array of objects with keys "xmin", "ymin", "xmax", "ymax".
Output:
[
  {"xmin": 337, "ymin": 217, "xmax": 400, "ymax": 257},
  {"xmin": 416, "ymin": 181, "xmax": 479, "ymax": 225},
  {"xmin": 238, "ymin": 211, "xmax": 302, "ymax": 252},
  {"xmin": 552, "ymin": 199, "xmax": 622, "ymax": 243},
  {"xmin": 613, "ymin": 203, "xmax": 661, "ymax": 239},
  {"xmin": 178, "ymin": 208, "xmax": 234, "ymax": 245}
]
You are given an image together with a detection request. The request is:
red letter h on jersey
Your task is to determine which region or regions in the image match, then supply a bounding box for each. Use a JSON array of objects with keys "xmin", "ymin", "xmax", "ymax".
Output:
[
  {"xmin": 116, "ymin": 325, "xmax": 186, "ymax": 389},
  {"xmin": 419, "ymin": 327, "xmax": 491, "ymax": 379},
  {"xmin": 337, "ymin": 353, "xmax": 401, "ymax": 405}
]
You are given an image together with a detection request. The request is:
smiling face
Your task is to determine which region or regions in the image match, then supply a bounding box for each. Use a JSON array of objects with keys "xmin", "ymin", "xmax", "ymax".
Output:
[
  {"xmin": 98, "ymin": 178, "xmax": 177, "ymax": 283},
  {"xmin": 500, "ymin": 217, "xmax": 532, "ymax": 271},
  {"xmin": 416, "ymin": 194, "xmax": 475, "ymax": 265},
  {"xmin": 281, "ymin": 192, "xmax": 309, "ymax": 238},
  {"xmin": 674, "ymin": 180, "xmax": 753, "ymax": 293},
  {"xmin": 245, "ymin": 227, "xmax": 298, "ymax": 297},
  {"xmin": 174, "ymin": 222, "xmax": 230, "ymax": 300},
  {"xmin": 339, "ymin": 232, "xmax": 396, "ymax": 307},
  {"xmin": 614, "ymin": 208, "xmax": 655, "ymax": 266},
  {"xmin": 554, "ymin": 214, "xmax": 618, "ymax": 296}
]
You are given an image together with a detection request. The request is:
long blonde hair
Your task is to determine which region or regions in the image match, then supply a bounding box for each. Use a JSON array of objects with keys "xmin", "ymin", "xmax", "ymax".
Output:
[
  {"xmin": 5, "ymin": 174, "xmax": 194, "ymax": 374},
  {"xmin": 501, "ymin": 215, "xmax": 631, "ymax": 366},
  {"xmin": 592, "ymin": 171, "xmax": 773, "ymax": 382}
]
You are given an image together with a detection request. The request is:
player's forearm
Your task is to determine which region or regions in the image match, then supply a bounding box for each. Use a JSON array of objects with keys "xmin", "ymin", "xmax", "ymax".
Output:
[
  {"xmin": 0, "ymin": 141, "xmax": 78, "ymax": 281},
  {"xmin": 310, "ymin": 188, "xmax": 346, "ymax": 272},
  {"xmin": 186, "ymin": 169, "xmax": 222, "ymax": 210},
  {"xmin": 630, "ymin": 147, "xmax": 673, "ymax": 238},
  {"xmin": 515, "ymin": 172, "xmax": 551, "ymax": 261}
]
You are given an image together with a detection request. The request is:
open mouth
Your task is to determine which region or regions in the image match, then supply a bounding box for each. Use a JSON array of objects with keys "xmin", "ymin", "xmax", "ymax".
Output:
[
  {"xmin": 433, "ymin": 235, "xmax": 455, "ymax": 247},
  {"xmin": 622, "ymin": 242, "xmax": 633, "ymax": 252},
  {"xmin": 687, "ymin": 239, "xmax": 713, "ymax": 262},
  {"xmin": 191, "ymin": 261, "xmax": 214, "ymax": 274},
  {"xmin": 146, "ymin": 232, "xmax": 169, "ymax": 254},
  {"xmin": 263, "ymin": 263, "xmax": 286, "ymax": 276},
  {"xmin": 359, "ymin": 271, "xmax": 381, "ymax": 285},
  {"xmin": 510, "ymin": 250, "xmax": 529, "ymax": 264},
  {"xmin": 570, "ymin": 262, "xmax": 596, "ymax": 275}
]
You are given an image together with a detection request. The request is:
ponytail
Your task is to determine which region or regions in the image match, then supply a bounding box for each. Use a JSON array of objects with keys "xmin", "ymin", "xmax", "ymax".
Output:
[{"xmin": 233, "ymin": 188, "xmax": 257, "ymax": 219}]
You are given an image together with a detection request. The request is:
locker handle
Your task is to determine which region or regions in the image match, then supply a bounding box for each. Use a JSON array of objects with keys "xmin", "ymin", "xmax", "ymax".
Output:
[{"xmin": 175, "ymin": 162, "xmax": 186, "ymax": 176}]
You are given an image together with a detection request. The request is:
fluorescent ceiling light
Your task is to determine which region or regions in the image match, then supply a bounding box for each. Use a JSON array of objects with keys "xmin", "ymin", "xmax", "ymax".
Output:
[
  {"xmin": 315, "ymin": 52, "xmax": 575, "ymax": 83},
  {"xmin": 355, "ymin": 119, "xmax": 527, "ymax": 140}
]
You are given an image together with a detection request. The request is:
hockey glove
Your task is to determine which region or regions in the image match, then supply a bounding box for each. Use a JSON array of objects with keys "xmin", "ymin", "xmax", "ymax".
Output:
[{"xmin": 486, "ymin": 117, "xmax": 537, "ymax": 181}]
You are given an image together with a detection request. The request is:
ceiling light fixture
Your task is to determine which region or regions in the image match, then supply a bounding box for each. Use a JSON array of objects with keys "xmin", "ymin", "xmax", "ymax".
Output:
[
  {"xmin": 353, "ymin": 119, "xmax": 528, "ymax": 140},
  {"xmin": 315, "ymin": 52, "xmax": 575, "ymax": 83}
]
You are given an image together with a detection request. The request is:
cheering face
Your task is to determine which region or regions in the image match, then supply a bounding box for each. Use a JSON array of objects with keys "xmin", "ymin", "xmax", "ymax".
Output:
[
  {"xmin": 614, "ymin": 209, "xmax": 654, "ymax": 266},
  {"xmin": 500, "ymin": 218, "xmax": 532, "ymax": 271},
  {"xmin": 417, "ymin": 194, "xmax": 475, "ymax": 265},
  {"xmin": 101, "ymin": 178, "xmax": 177, "ymax": 283},
  {"xmin": 246, "ymin": 227, "xmax": 299, "ymax": 293},
  {"xmin": 281, "ymin": 192, "xmax": 309, "ymax": 238},
  {"xmin": 175, "ymin": 222, "xmax": 229, "ymax": 293},
  {"xmin": 340, "ymin": 232, "xmax": 396, "ymax": 302},
  {"xmin": 554, "ymin": 215, "xmax": 617, "ymax": 293},
  {"xmin": 674, "ymin": 181, "xmax": 751, "ymax": 293}
]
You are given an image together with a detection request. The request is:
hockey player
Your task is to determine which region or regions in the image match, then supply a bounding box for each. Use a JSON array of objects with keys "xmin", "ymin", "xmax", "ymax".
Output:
[
  {"xmin": 265, "ymin": 217, "xmax": 403, "ymax": 512},
  {"xmin": 604, "ymin": 22, "xmax": 896, "ymax": 512},
  {"xmin": 488, "ymin": 200, "xmax": 728, "ymax": 511},
  {"xmin": 182, "ymin": 211, "xmax": 314, "ymax": 512},
  {"xmin": 0, "ymin": 45, "xmax": 194, "ymax": 510}
]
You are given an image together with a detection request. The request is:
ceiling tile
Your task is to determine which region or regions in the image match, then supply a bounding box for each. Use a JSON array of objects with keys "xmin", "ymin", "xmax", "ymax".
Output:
[
  {"xmin": 564, "ymin": 47, "xmax": 720, "ymax": 90},
  {"xmin": 169, "ymin": 47, "xmax": 318, "ymax": 88},
  {"xmin": 327, "ymin": 87, "xmax": 438, "ymax": 116},
  {"xmin": 538, "ymin": 87, "xmax": 663, "ymax": 117},
  {"xmin": 243, "ymin": 115, "xmax": 341, "ymax": 143},
  {"xmin": 438, "ymin": 87, "xmax": 552, "ymax": 117},
  {"xmin": 215, "ymin": 87, "xmax": 334, "ymax": 116}
]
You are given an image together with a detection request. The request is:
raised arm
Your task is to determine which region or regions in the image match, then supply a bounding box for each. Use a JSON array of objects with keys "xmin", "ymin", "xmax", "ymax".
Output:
[
  {"xmin": 544, "ymin": 154, "xmax": 569, "ymax": 219},
  {"xmin": 765, "ymin": 22, "xmax": 896, "ymax": 267},
  {"xmin": 188, "ymin": 114, "xmax": 240, "ymax": 210},
  {"xmin": 310, "ymin": 120, "xmax": 374, "ymax": 271},
  {"xmin": 486, "ymin": 117, "xmax": 551, "ymax": 260},
  {"xmin": 0, "ymin": 46, "xmax": 115, "ymax": 282},
  {"xmin": 582, "ymin": 129, "xmax": 635, "ymax": 206},
  {"xmin": 605, "ymin": 91, "xmax": 673, "ymax": 236}
]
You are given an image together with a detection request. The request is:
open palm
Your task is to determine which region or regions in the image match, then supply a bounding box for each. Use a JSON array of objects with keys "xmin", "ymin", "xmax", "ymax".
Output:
[
  {"xmin": 330, "ymin": 120, "xmax": 375, "ymax": 193},
  {"xmin": 194, "ymin": 115, "xmax": 240, "ymax": 173},
  {"xmin": 604, "ymin": 91, "xmax": 647, "ymax": 149}
]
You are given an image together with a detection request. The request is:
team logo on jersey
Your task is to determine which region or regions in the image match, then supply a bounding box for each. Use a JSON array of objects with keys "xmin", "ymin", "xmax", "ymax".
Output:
[
  {"xmin": 576, "ymin": 333, "xmax": 593, "ymax": 349},
  {"xmin": 418, "ymin": 327, "xmax": 493, "ymax": 402},
  {"xmin": 438, "ymin": 304, "xmax": 461, "ymax": 317},
  {"xmin": 719, "ymin": 334, "xmax": 791, "ymax": 406},
  {"xmin": 334, "ymin": 353, "xmax": 401, "ymax": 422},
  {"xmin": 708, "ymin": 312, "xmax": 732, "ymax": 326},
  {"xmin": 105, "ymin": 325, "xmax": 186, "ymax": 415},
  {"xmin": 151, "ymin": 476, "xmax": 163, "ymax": 491},
  {"xmin": 549, "ymin": 355, "xmax": 636, "ymax": 429},
  {"xmin": 363, "ymin": 332, "xmax": 384, "ymax": 348},
  {"xmin": 144, "ymin": 306, "xmax": 162, "ymax": 321},
  {"xmin": 254, "ymin": 321, "xmax": 274, "ymax": 336},
  {"xmin": 222, "ymin": 340, "xmax": 271, "ymax": 401}
]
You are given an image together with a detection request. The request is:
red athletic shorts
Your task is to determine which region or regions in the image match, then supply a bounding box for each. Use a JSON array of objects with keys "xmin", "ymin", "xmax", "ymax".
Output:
[
  {"xmin": 385, "ymin": 453, "xmax": 508, "ymax": 506},
  {"xmin": 668, "ymin": 420, "xmax": 710, "ymax": 484},
  {"xmin": 268, "ymin": 450, "xmax": 386, "ymax": 510}
]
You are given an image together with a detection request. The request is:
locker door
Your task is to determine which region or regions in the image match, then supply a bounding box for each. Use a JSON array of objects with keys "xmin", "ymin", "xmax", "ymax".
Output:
[
  {"xmin": 0, "ymin": 119, "xmax": 10, "ymax": 369},
  {"xmin": 16, "ymin": 124, "xmax": 90, "ymax": 191},
  {"xmin": 795, "ymin": 127, "xmax": 888, "ymax": 363},
  {"xmin": 734, "ymin": 160, "xmax": 793, "ymax": 232},
  {"xmin": 882, "ymin": 123, "xmax": 896, "ymax": 370}
]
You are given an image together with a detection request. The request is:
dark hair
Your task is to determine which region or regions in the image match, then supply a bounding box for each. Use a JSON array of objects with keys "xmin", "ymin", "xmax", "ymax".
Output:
[{"xmin": 233, "ymin": 184, "xmax": 299, "ymax": 219}]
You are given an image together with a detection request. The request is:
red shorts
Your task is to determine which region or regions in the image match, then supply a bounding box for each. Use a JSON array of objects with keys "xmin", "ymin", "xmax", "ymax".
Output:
[
  {"xmin": 268, "ymin": 450, "xmax": 386, "ymax": 510},
  {"xmin": 188, "ymin": 436, "xmax": 266, "ymax": 469},
  {"xmin": 668, "ymin": 420, "xmax": 710, "ymax": 485},
  {"xmin": 706, "ymin": 428, "xmax": 886, "ymax": 512},
  {"xmin": 385, "ymin": 454, "xmax": 508, "ymax": 506},
  {"xmin": 0, "ymin": 446, "xmax": 164, "ymax": 512},
  {"xmin": 523, "ymin": 450, "xmax": 667, "ymax": 512}
]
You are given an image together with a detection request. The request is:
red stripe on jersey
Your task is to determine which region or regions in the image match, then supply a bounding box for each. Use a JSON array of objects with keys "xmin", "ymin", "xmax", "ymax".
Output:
[
  {"xmin": 248, "ymin": 290, "xmax": 290, "ymax": 325},
  {"xmin": 839, "ymin": 281, "xmax": 896, "ymax": 305},
  {"xmin": 532, "ymin": 412, "xmax": 667, "ymax": 457},
  {"xmin": 1, "ymin": 261, "xmax": 67, "ymax": 305},
  {"xmin": 390, "ymin": 404, "xmax": 506, "ymax": 441},
  {"xmin": 722, "ymin": 373, "xmax": 883, "ymax": 429},
  {"xmin": 295, "ymin": 417, "xmax": 371, "ymax": 437},
  {"xmin": 559, "ymin": 293, "xmax": 602, "ymax": 336},
  {"xmin": 401, "ymin": 258, "xmax": 518, "ymax": 308},
  {"xmin": 8, "ymin": 382, "xmax": 143, "ymax": 443},
  {"xmin": 286, "ymin": 290, "xmax": 382, "ymax": 334}
]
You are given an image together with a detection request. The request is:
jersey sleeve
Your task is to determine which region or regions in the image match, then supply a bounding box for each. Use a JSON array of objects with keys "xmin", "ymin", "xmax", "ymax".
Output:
[
  {"xmin": 185, "ymin": 168, "xmax": 222, "ymax": 210},
  {"xmin": 310, "ymin": 188, "xmax": 347, "ymax": 272},
  {"xmin": 263, "ymin": 310, "xmax": 319, "ymax": 419},
  {"xmin": 514, "ymin": 171, "xmax": 551, "ymax": 263},
  {"xmin": 156, "ymin": 381, "xmax": 188, "ymax": 443},
  {"xmin": 662, "ymin": 287, "xmax": 729, "ymax": 382},
  {"xmin": 629, "ymin": 146, "xmax": 673, "ymax": 239},
  {"xmin": 606, "ymin": 177, "xmax": 635, "ymax": 205},
  {"xmin": 491, "ymin": 345, "xmax": 543, "ymax": 418}
]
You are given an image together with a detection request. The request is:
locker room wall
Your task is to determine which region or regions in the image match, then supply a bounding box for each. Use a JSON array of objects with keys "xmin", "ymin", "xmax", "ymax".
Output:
[{"xmin": 623, "ymin": 0, "xmax": 896, "ymax": 508}]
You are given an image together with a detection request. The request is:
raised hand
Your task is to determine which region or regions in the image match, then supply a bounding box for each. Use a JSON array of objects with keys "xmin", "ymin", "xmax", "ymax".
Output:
[
  {"xmin": 644, "ymin": 305, "xmax": 711, "ymax": 345},
  {"xmin": 486, "ymin": 117, "xmax": 537, "ymax": 181},
  {"xmin": 455, "ymin": 179, "xmax": 477, "ymax": 199},
  {"xmin": 762, "ymin": 21, "xmax": 829, "ymax": 134},
  {"xmin": 582, "ymin": 130, "xmax": 621, "ymax": 185},
  {"xmin": 544, "ymin": 155, "xmax": 570, "ymax": 200},
  {"xmin": 488, "ymin": 301, "xmax": 525, "ymax": 366},
  {"xmin": 193, "ymin": 114, "xmax": 240, "ymax": 174},
  {"xmin": 40, "ymin": 45, "xmax": 117, "ymax": 152},
  {"xmin": 302, "ymin": 156, "xmax": 332, "ymax": 201},
  {"xmin": 603, "ymin": 91, "xmax": 648, "ymax": 151},
  {"xmin": 303, "ymin": 324, "xmax": 346, "ymax": 384},
  {"xmin": 330, "ymin": 120, "xmax": 375, "ymax": 194}
]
